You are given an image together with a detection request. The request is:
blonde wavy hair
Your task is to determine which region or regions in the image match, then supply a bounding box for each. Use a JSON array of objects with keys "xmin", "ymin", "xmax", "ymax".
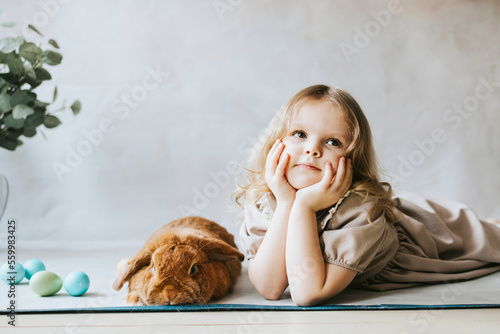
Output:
[{"xmin": 233, "ymin": 84, "xmax": 395, "ymax": 224}]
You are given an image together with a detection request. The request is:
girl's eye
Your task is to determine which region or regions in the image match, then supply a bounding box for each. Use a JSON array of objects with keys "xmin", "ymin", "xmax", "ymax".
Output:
[
  {"xmin": 327, "ymin": 138, "xmax": 342, "ymax": 147},
  {"xmin": 292, "ymin": 130, "xmax": 306, "ymax": 139}
]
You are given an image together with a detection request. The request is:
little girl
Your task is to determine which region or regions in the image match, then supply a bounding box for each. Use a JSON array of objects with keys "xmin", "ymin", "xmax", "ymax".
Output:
[{"xmin": 234, "ymin": 84, "xmax": 500, "ymax": 307}]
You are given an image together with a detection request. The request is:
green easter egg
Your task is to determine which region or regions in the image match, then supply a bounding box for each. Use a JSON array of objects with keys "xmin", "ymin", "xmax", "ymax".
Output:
[{"xmin": 29, "ymin": 271, "xmax": 63, "ymax": 297}]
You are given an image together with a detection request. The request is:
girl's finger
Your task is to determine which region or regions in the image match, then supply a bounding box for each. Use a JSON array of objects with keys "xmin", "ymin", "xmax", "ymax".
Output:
[
  {"xmin": 270, "ymin": 139, "xmax": 280, "ymax": 154},
  {"xmin": 336, "ymin": 158, "xmax": 352, "ymax": 193},
  {"xmin": 266, "ymin": 141, "xmax": 285, "ymax": 174},
  {"xmin": 266, "ymin": 140, "xmax": 280, "ymax": 163},
  {"xmin": 331, "ymin": 157, "xmax": 346, "ymax": 188},
  {"xmin": 321, "ymin": 161, "xmax": 334, "ymax": 187},
  {"xmin": 276, "ymin": 153, "xmax": 289, "ymax": 175}
]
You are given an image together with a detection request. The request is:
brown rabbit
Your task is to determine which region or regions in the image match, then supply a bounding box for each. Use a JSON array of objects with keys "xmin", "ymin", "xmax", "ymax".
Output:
[{"xmin": 113, "ymin": 216, "xmax": 244, "ymax": 305}]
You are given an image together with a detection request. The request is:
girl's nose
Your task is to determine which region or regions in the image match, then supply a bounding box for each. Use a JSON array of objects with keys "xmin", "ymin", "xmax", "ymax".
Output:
[{"xmin": 304, "ymin": 142, "xmax": 321, "ymax": 157}]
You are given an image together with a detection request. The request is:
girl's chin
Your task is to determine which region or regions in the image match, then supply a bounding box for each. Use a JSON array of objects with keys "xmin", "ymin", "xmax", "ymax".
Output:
[{"xmin": 287, "ymin": 176, "xmax": 321, "ymax": 190}]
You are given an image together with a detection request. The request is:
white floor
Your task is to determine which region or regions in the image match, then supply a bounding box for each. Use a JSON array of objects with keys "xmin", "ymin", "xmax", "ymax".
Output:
[
  {"xmin": 2, "ymin": 240, "xmax": 500, "ymax": 311},
  {"xmin": 1, "ymin": 240, "xmax": 500, "ymax": 333},
  {"xmin": 2, "ymin": 309, "xmax": 500, "ymax": 333}
]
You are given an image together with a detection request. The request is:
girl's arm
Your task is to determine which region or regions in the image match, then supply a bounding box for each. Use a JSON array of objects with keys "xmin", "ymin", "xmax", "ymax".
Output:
[
  {"xmin": 248, "ymin": 139, "xmax": 296, "ymax": 299},
  {"xmin": 248, "ymin": 200, "xmax": 293, "ymax": 299},
  {"xmin": 286, "ymin": 157, "xmax": 356, "ymax": 307},
  {"xmin": 286, "ymin": 202, "xmax": 356, "ymax": 306}
]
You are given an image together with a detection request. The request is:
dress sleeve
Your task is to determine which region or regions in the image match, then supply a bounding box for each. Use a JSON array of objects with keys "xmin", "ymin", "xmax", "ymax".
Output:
[
  {"xmin": 320, "ymin": 193, "xmax": 392, "ymax": 273},
  {"xmin": 238, "ymin": 196, "xmax": 273, "ymax": 260}
]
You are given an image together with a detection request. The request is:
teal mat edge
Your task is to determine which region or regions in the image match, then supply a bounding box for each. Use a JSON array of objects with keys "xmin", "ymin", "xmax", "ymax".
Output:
[{"xmin": 3, "ymin": 303, "xmax": 500, "ymax": 314}]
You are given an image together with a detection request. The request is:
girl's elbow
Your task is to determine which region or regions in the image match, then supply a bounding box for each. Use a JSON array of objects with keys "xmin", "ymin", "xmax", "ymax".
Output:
[
  {"xmin": 248, "ymin": 267, "xmax": 287, "ymax": 300},
  {"xmin": 261, "ymin": 289, "xmax": 283, "ymax": 301},
  {"xmin": 253, "ymin": 282, "xmax": 286, "ymax": 300},
  {"xmin": 292, "ymin": 295, "xmax": 320, "ymax": 307},
  {"xmin": 291, "ymin": 290, "xmax": 337, "ymax": 307}
]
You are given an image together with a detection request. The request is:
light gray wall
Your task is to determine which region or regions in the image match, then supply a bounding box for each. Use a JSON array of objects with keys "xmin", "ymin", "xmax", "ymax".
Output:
[{"xmin": 1, "ymin": 0, "xmax": 499, "ymax": 247}]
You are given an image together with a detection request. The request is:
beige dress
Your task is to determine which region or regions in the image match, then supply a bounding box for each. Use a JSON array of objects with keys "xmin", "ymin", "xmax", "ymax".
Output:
[{"xmin": 239, "ymin": 190, "xmax": 500, "ymax": 291}]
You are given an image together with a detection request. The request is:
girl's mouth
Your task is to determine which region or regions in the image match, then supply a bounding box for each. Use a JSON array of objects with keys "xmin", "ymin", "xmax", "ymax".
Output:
[{"xmin": 296, "ymin": 163, "xmax": 321, "ymax": 171}]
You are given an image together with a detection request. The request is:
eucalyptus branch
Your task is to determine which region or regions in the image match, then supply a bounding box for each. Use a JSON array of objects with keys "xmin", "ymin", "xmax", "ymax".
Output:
[{"xmin": 0, "ymin": 24, "xmax": 81, "ymax": 151}]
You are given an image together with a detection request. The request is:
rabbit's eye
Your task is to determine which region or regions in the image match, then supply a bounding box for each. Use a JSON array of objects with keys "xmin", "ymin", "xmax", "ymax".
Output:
[
  {"xmin": 189, "ymin": 264, "xmax": 199, "ymax": 277},
  {"xmin": 151, "ymin": 266, "xmax": 156, "ymax": 275}
]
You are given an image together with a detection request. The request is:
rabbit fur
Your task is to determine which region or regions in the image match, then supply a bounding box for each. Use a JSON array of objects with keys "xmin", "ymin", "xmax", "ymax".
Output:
[{"xmin": 113, "ymin": 216, "xmax": 244, "ymax": 305}]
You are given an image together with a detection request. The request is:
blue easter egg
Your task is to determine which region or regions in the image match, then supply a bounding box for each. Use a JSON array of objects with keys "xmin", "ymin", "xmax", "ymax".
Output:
[
  {"xmin": 0, "ymin": 262, "xmax": 25, "ymax": 284},
  {"xmin": 23, "ymin": 259, "xmax": 46, "ymax": 280},
  {"xmin": 64, "ymin": 271, "xmax": 90, "ymax": 296}
]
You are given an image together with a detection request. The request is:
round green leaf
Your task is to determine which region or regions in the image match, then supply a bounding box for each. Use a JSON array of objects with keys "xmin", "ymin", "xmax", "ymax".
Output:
[
  {"xmin": 3, "ymin": 114, "xmax": 25, "ymax": 129},
  {"xmin": 0, "ymin": 137, "xmax": 19, "ymax": 151},
  {"xmin": 25, "ymin": 110, "xmax": 45, "ymax": 127},
  {"xmin": 23, "ymin": 127, "xmax": 37, "ymax": 137},
  {"xmin": 12, "ymin": 104, "xmax": 35, "ymax": 119},
  {"xmin": 10, "ymin": 90, "xmax": 35, "ymax": 107},
  {"xmin": 4, "ymin": 53, "xmax": 25, "ymax": 75},
  {"xmin": 42, "ymin": 50, "xmax": 62, "ymax": 66},
  {"xmin": 70, "ymin": 100, "xmax": 81, "ymax": 115},
  {"xmin": 34, "ymin": 67, "xmax": 52, "ymax": 81},
  {"xmin": 44, "ymin": 115, "xmax": 61, "ymax": 128},
  {"xmin": 19, "ymin": 42, "xmax": 42, "ymax": 64},
  {"xmin": 48, "ymin": 39, "xmax": 60, "ymax": 49}
]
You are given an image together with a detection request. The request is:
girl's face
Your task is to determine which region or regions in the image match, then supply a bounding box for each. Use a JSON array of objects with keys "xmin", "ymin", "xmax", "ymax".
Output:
[{"xmin": 282, "ymin": 99, "xmax": 350, "ymax": 190}]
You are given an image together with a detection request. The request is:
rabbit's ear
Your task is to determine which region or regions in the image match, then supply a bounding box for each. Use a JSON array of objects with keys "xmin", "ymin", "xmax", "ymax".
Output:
[
  {"xmin": 202, "ymin": 237, "xmax": 245, "ymax": 262},
  {"xmin": 113, "ymin": 251, "xmax": 152, "ymax": 291}
]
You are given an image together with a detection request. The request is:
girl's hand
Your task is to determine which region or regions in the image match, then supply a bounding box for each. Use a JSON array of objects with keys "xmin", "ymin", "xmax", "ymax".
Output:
[
  {"xmin": 265, "ymin": 139, "xmax": 296, "ymax": 203},
  {"xmin": 295, "ymin": 157, "xmax": 353, "ymax": 212}
]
